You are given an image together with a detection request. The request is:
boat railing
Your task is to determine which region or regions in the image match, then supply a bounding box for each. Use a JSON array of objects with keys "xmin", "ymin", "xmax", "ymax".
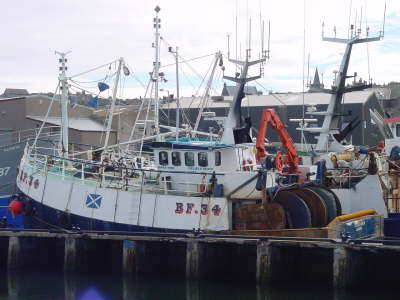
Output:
[
  {"xmin": 24, "ymin": 146, "xmax": 220, "ymax": 197},
  {"xmin": 0, "ymin": 126, "xmax": 61, "ymax": 144},
  {"xmin": 240, "ymin": 161, "xmax": 257, "ymax": 171},
  {"xmin": 324, "ymin": 167, "xmax": 369, "ymax": 189}
]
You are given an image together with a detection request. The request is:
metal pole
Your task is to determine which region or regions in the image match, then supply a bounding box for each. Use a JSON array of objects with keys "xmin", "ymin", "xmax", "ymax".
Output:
[
  {"xmin": 193, "ymin": 52, "xmax": 221, "ymax": 133},
  {"xmin": 104, "ymin": 57, "xmax": 123, "ymax": 149},
  {"xmin": 56, "ymin": 51, "xmax": 70, "ymax": 157},
  {"xmin": 175, "ymin": 46, "xmax": 180, "ymax": 141},
  {"xmin": 154, "ymin": 6, "xmax": 161, "ymax": 141}
]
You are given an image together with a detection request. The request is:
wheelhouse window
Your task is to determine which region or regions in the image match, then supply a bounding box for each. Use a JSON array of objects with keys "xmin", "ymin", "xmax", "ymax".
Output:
[
  {"xmin": 159, "ymin": 151, "xmax": 169, "ymax": 166},
  {"xmin": 184, "ymin": 152, "xmax": 195, "ymax": 166},
  {"xmin": 215, "ymin": 151, "xmax": 221, "ymax": 166},
  {"xmin": 198, "ymin": 152, "xmax": 208, "ymax": 167},
  {"xmin": 171, "ymin": 151, "xmax": 181, "ymax": 166}
]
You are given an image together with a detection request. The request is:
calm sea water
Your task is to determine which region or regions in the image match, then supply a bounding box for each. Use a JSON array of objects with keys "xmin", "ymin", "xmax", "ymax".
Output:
[{"xmin": 0, "ymin": 270, "xmax": 396, "ymax": 300}]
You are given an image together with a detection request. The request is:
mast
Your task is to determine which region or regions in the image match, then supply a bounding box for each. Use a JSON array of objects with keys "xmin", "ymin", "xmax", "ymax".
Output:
[
  {"xmin": 153, "ymin": 6, "xmax": 161, "ymax": 141},
  {"xmin": 168, "ymin": 46, "xmax": 180, "ymax": 141},
  {"xmin": 56, "ymin": 51, "xmax": 70, "ymax": 157},
  {"xmin": 175, "ymin": 47, "xmax": 180, "ymax": 141},
  {"xmin": 104, "ymin": 57, "xmax": 123, "ymax": 149},
  {"xmin": 220, "ymin": 11, "xmax": 269, "ymax": 145},
  {"xmin": 220, "ymin": 54, "xmax": 266, "ymax": 145},
  {"xmin": 304, "ymin": 23, "xmax": 382, "ymax": 151}
]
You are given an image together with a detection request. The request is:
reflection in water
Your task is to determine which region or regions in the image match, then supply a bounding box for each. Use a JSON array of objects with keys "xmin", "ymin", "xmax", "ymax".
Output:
[
  {"xmin": 77, "ymin": 288, "xmax": 110, "ymax": 300},
  {"xmin": 0, "ymin": 271, "xmax": 398, "ymax": 300},
  {"xmin": 7, "ymin": 271, "xmax": 18, "ymax": 300},
  {"xmin": 64, "ymin": 273, "xmax": 76, "ymax": 300}
]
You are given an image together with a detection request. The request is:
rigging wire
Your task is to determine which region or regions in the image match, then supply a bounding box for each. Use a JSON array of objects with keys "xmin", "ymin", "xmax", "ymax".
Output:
[
  {"xmin": 70, "ymin": 71, "xmax": 117, "ymax": 90},
  {"xmin": 364, "ymin": 1, "xmax": 371, "ymax": 83},
  {"xmin": 160, "ymin": 37, "xmax": 205, "ymax": 82},
  {"xmin": 128, "ymin": 78, "xmax": 153, "ymax": 142},
  {"xmin": 31, "ymin": 82, "xmax": 60, "ymax": 150},
  {"xmin": 70, "ymin": 59, "xmax": 119, "ymax": 78},
  {"xmin": 124, "ymin": 61, "xmax": 147, "ymax": 89},
  {"xmin": 70, "ymin": 75, "xmax": 109, "ymax": 84},
  {"xmin": 139, "ymin": 82, "xmax": 155, "ymax": 155},
  {"xmin": 159, "ymin": 36, "xmax": 224, "ymax": 130},
  {"xmin": 254, "ymin": 81, "xmax": 287, "ymax": 106},
  {"xmin": 301, "ymin": 0, "xmax": 307, "ymax": 150},
  {"xmin": 160, "ymin": 53, "xmax": 216, "ymax": 68}
]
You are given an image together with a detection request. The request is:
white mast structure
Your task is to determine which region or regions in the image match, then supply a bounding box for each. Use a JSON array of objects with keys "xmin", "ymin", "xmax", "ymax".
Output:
[
  {"xmin": 220, "ymin": 16, "xmax": 269, "ymax": 145},
  {"xmin": 104, "ymin": 57, "xmax": 124, "ymax": 149},
  {"xmin": 153, "ymin": 6, "xmax": 161, "ymax": 141},
  {"xmin": 56, "ymin": 51, "xmax": 71, "ymax": 157},
  {"xmin": 303, "ymin": 22, "xmax": 383, "ymax": 152},
  {"xmin": 175, "ymin": 47, "xmax": 180, "ymax": 141},
  {"xmin": 168, "ymin": 46, "xmax": 180, "ymax": 141}
]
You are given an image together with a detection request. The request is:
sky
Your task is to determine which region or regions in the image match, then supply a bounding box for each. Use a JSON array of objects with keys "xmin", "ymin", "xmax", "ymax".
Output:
[{"xmin": 0, "ymin": 0, "xmax": 399, "ymax": 99}]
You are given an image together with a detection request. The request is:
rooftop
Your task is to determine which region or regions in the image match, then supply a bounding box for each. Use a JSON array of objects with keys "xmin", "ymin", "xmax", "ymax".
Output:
[
  {"xmin": 164, "ymin": 89, "xmax": 377, "ymax": 109},
  {"xmin": 26, "ymin": 116, "xmax": 112, "ymax": 132},
  {"xmin": 1, "ymin": 88, "xmax": 29, "ymax": 98}
]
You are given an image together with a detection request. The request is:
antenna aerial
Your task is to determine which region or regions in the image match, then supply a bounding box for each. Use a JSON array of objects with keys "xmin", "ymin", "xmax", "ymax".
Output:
[
  {"xmin": 247, "ymin": 19, "xmax": 252, "ymax": 60},
  {"xmin": 227, "ymin": 33, "xmax": 231, "ymax": 59},
  {"xmin": 347, "ymin": 0, "xmax": 352, "ymax": 38},
  {"xmin": 266, "ymin": 20, "xmax": 270, "ymax": 59},
  {"xmin": 382, "ymin": 3, "xmax": 386, "ymax": 37},
  {"xmin": 261, "ymin": 20, "xmax": 264, "ymax": 58},
  {"xmin": 354, "ymin": 10, "xmax": 358, "ymax": 36}
]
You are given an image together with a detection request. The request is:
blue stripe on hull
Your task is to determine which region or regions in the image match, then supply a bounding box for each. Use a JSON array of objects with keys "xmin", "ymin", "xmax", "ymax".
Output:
[{"xmin": 22, "ymin": 197, "xmax": 189, "ymax": 233}]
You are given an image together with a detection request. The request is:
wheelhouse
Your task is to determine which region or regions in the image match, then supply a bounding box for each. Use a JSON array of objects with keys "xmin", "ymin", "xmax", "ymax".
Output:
[{"xmin": 151, "ymin": 141, "xmax": 256, "ymax": 172}]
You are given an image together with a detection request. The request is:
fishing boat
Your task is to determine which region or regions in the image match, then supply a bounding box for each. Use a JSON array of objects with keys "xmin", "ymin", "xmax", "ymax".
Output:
[
  {"xmin": 14, "ymin": 7, "xmax": 356, "ymax": 234},
  {"xmin": 296, "ymin": 21, "xmax": 389, "ymax": 217},
  {"xmin": 0, "ymin": 126, "xmax": 60, "ymax": 228},
  {"xmin": 369, "ymin": 104, "xmax": 400, "ymax": 236}
]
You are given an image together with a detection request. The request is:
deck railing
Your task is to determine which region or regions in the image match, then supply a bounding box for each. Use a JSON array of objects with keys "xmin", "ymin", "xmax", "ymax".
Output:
[
  {"xmin": 324, "ymin": 167, "xmax": 369, "ymax": 189},
  {"xmin": 23, "ymin": 145, "xmax": 223, "ymax": 197},
  {"xmin": 0, "ymin": 126, "xmax": 61, "ymax": 145}
]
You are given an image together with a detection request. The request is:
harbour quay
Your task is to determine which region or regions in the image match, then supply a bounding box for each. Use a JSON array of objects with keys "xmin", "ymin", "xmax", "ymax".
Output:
[{"xmin": 1, "ymin": 230, "xmax": 400, "ymax": 289}]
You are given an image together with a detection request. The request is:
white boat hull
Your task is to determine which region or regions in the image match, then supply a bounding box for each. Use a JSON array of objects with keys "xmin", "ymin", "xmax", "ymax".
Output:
[{"xmin": 17, "ymin": 163, "xmax": 231, "ymax": 232}]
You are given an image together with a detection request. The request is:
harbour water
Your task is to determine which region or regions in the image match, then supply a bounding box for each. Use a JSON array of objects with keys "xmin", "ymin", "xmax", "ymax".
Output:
[{"xmin": 0, "ymin": 270, "xmax": 397, "ymax": 300}]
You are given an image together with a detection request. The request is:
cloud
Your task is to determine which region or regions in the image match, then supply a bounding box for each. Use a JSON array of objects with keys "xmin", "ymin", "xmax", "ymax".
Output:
[{"xmin": 0, "ymin": 0, "xmax": 398, "ymax": 98}]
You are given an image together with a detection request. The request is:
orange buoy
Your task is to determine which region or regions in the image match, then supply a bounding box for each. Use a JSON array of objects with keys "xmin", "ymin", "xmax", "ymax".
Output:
[{"xmin": 9, "ymin": 200, "xmax": 23, "ymax": 216}]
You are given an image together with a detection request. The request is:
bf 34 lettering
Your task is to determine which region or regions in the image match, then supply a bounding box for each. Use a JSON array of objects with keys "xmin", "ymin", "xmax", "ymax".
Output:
[{"xmin": 175, "ymin": 203, "xmax": 221, "ymax": 216}]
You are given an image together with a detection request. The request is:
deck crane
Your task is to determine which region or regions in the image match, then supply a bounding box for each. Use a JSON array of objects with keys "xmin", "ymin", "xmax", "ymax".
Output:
[{"xmin": 255, "ymin": 109, "xmax": 299, "ymax": 174}]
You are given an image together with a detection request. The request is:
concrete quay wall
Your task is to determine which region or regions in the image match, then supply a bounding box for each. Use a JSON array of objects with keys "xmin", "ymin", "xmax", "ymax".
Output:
[{"xmin": 0, "ymin": 230, "xmax": 399, "ymax": 289}]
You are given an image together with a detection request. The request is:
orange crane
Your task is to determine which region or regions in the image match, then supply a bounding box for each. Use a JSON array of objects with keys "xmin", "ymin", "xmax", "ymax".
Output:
[{"xmin": 255, "ymin": 108, "xmax": 299, "ymax": 173}]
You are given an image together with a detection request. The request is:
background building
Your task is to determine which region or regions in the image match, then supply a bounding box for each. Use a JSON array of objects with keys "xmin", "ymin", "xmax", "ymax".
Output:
[{"xmin": 163, "ymin": 89, "xmax": 385, "ymax": 147}]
